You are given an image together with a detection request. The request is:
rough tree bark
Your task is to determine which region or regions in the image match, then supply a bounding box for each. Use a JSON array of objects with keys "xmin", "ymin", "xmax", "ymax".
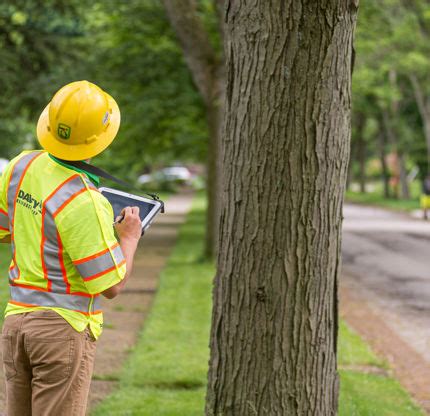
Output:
[
  {"xmin": 162, "ymin": 0, "xmax": 225, "ymax": 258},
  {"xmin": 206, "ymin": 1, "xmax": 358, "ymax": 415}
]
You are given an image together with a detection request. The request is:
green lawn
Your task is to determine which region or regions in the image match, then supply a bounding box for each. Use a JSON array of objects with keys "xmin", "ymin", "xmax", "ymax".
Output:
[
  {"xmin": 345, "ymin": 190, "xmax": 420, "ymax": 212},
  {"xmin": 92, "ymin": 194, "xmax": 424, "ymax": 416},
  {"xmin": 345, "ymin": 179, "xmax": 423, "ymax": 212}
]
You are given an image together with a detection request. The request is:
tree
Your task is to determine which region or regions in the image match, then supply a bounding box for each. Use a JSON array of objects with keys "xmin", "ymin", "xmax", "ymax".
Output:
[
  {"xmin": 206, "ymin": 1, "xmax": 358, "ymax": 414},
  {"xmin": 162, "ymin": 0, "xmax": 225, "ymax": 258},
  {"xmin": 84, "ymin": 0, "xmax": 208, "ymax": 180},
  {"xmin": 0, "ymin": 1, "xmax": 84, "ymax": 158}
]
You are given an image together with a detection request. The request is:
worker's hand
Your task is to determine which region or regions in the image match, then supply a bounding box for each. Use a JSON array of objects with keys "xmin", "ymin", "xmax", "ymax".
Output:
[{"xmin": 114, "ymin": 206, "xmax": 141, "ymax": 243}]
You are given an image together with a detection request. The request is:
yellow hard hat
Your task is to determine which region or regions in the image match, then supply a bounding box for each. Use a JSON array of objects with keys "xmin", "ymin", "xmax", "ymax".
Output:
[{"xmin": 37, "ymin": 80, "xmax": 120, "ymax": 161}]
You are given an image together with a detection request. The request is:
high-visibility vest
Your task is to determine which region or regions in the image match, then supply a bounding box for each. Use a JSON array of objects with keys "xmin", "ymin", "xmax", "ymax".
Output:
[{"xmin": 0, "ymin": 150, "xmax": 126, "ymax": 338}]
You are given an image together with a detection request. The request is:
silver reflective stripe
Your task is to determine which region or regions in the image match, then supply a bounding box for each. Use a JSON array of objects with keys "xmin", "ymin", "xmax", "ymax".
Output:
[
  {"xmin": 8, "ymin": 265, "xmax": 18, "ymax": 280},
  {"xmin": 42, "ymin": 175, "xmax": 87, "ymax": 292},
  {"xmin": 10, "ymin": 285, "xmax": 95, "ymax": 313},
  {"xmin": 93, "ymin": 296, "xmax": 101, "ymax": 312},
  {"xmin": 0, "ymin": 211, "xmax": 9, "ymax": 230},
  {"xmin": 75, "ymin": 244, "xmax": 124, "ymax": 280},
  {"xmin": 7, "ymin": 152, "xmax": 42, "ymax": 221},
  {"xmin": 7, "ymin": 152, "xmax": 43, "ymax": 281},
  {"xmin": 83, "ymin": 176, "xmax": 97, "ymax": 190}
]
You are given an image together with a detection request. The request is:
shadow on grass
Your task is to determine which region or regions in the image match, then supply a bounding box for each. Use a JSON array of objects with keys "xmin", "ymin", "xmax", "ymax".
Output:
[{"xmin": 140, "ymin": 380, "xmax": 205, "ymax": 391}]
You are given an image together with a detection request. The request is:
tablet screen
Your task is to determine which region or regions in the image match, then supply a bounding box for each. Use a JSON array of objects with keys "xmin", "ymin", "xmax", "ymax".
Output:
[{"xmin": 101, "ymin": 190, "xmax": 158, "ymax": 223}]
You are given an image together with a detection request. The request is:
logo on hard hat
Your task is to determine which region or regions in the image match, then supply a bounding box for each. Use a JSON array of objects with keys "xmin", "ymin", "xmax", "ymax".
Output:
[{"xmin": 57, "ymin": 123, "xmax": 71, "ymax": 140}]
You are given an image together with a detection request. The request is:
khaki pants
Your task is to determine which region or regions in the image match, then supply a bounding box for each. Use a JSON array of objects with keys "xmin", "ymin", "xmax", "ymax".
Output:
[{"xmin": 1, "ymin": 310, "xmax": 97, "ymax": 416}]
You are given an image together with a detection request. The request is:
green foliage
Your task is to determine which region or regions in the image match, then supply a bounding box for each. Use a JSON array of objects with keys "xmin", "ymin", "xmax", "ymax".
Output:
[
  {"xmin": 351, "ymin": 0, "xmax": 430, "ymax": 187},
  {"xmin": 84, "ymin": 0, "xmax": 208, "ymax": 180},
  {"xmin": 0, "ymin": 0, "xmax": 208, "ymax": 178},
  {"xmin": 0, "ymin": 1, "xmax": 85, "ymax": 158}
]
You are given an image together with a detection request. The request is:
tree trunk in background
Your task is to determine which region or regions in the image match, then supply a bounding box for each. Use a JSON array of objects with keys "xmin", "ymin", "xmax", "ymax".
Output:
[
  {"xmin": 355, "ymin": 112, "xmax": 367, "ymax": 193},
  {"xmin": 206, "ymin": 1, "xmax": 358, "ymax": 414},
  {"xmin": 377, "ymin": 129, "xmax": 390, "ymax": 198},
  {"xmin": 382, "ymin": 108, "xmax": 410, "ymax": 199},
  {"xmin": 410, "ymin": 74, "xmax": 430, "ymax": 171},
  {"xmin": 398, "ymin": 151, "xmax": 410, "ymax": 199},
  {"xmin": 162, "ymin": 0, "xmax": 225, "ymax": 259}
]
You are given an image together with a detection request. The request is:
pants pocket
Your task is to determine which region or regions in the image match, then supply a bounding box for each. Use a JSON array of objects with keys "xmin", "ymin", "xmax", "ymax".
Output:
[
  {"xmin": 1, "ymin": 334, "xmax": 17, "ymax": 380},
  {"xmin": 27, "ymin": 337, "xmax": 74, "ymax": 383}
]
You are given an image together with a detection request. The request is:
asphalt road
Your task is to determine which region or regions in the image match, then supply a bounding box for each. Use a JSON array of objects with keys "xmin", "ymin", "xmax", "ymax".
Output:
[{"xmin": 342, "ymin": 204, "xmax": 430, "ymax": 364}]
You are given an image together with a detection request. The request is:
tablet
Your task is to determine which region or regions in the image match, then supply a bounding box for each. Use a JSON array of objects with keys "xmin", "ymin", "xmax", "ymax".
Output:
[{"xmin": 99, "ymin": 187, "xmax": 164, "ymax": 232}]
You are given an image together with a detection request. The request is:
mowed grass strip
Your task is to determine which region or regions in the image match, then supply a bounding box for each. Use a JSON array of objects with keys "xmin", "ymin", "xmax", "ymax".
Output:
[
  {"xmin": 345, "ymin": 189, "xmax": 420, "ymax": 212},
  {"xmin": 92, "ymin": 195, "xmax": 211, "ymax": 416},
  {"xmin": 338, "ymin": 322, "xmax": 424, "ymax": 415}
]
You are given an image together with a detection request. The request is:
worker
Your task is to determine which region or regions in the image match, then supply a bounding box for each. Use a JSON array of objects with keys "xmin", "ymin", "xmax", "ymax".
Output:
[{"xmin": 0, "ymin": 81, "xmax": 142, "ymax": 415}]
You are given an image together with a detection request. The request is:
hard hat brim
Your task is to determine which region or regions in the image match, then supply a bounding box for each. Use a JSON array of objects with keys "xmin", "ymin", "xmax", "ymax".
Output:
[{"xmin": 36, "ymin": 94, "xmax": 121, "ymax": 161}]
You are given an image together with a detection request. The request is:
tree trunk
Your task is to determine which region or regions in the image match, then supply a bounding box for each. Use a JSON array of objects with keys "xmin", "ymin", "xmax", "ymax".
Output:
[
  {"xmin": 381, "ymin": 108, "xmax": 409, "ymax": 200},
  {"xmin": 206, "ymin": 78, "xmax": 225, "ymax": 258},
  {"xmin": 409, "ymin": 74, "xmax": 430, "ymax": 170},
  {"xmin": 162, "ymin": 0, "xmax": 225, "ymax": 259},
  {"xmin": 206, "ymin": 1, "xmax": 358, "ymax": 415},
  {"xmin": 398, "ymin": 151, "xmax": 410, "ymax": 199},
  {"xmin": 377, "ymin": 130, "xmax": 390, "ymax": 199},
  {"xmin": 355, "ymin": 113, "xmax": 367, "ymax": 193}
]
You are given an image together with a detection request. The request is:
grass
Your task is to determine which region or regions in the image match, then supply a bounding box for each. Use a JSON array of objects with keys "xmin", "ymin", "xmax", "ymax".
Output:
[
  {"xmin": 92, "ymin": 194, "xmax": 424, "ymax": 416},
  {"xmin": 92, "ymin": 195, "xmax": 211, "ymax": 416},
  {"xmin": 345, "ymin": 180, "xmax": 421, "ymax": 212},
  {"xmin": 338, "ymin": 323, "xmax": 423, "ymax": 415},
  {"xmin": 345, "ymin": 190, "xmax": 420, "ymax": 212}
]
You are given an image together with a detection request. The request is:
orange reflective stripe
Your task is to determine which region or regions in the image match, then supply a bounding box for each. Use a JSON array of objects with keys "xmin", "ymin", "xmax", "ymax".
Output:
[
  {"xmin": 73, "ymin": 243, "xmax": 119, "ymax": 265},
  {"xmin": 11, "ymin": 282, "xmax": 49, "ymax": 292},
  {"xmin": 53, "ymin": 187, "xmax": 87, "ymax": 218},
  {"xmin": 8, "ymin": 300, "xmax": 102, "ymax": 316}
]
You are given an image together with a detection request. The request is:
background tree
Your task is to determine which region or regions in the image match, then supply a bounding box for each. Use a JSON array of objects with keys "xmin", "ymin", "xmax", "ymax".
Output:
[
  {"xmin": 85, "ymin": 0, "xmax": 208, "ymax": 181},
  {"xmin": 0, "ymin": 0, "xmax": 84, "ymax": 157},
  {"xmin": 206, "ymin": 1, "xmax": 358, "ymax": 414},
  {"xmin": 162, "ymin": 0, "xmax": 225, "ymax": 258}
]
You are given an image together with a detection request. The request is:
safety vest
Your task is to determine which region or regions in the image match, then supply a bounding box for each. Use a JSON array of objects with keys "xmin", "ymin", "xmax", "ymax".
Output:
[{"xmin": 0, "ymin": 151, "xmax": 126, "ymax": 338}]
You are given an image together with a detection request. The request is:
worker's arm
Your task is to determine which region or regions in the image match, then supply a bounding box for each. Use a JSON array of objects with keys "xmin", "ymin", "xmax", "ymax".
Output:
[
  {"xmin": 102, "ymin": 206, "xmax": 141, "ymax": 299},
  {"xmin": 0, "ymin": 235, "xmax": 11, "ymax": 244}
]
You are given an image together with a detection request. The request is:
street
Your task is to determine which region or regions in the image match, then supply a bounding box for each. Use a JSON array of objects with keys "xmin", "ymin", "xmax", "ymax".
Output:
[{"xmin": 342, "ymin": 204, "xmax": 430, "ymax": 365}]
